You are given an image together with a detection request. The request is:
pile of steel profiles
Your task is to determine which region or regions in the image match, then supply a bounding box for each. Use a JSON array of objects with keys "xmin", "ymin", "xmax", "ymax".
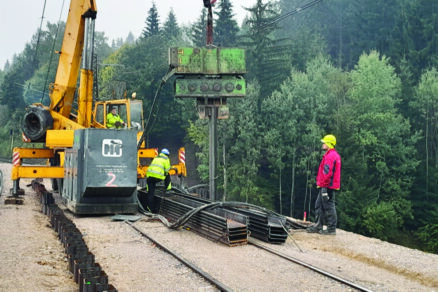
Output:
[
  {"xmin": 31, "ymin": 180, "xmax": 118, "ymax": 292},
  {"xmin": 164, "ymin": 191, "xmax": 289, "ymax": 244},
  {"xmin": 156, "ymin": 194, "xmax": 248, "ymax": 246},
  {"xmin": 231, "ymin": 208, "xmax": 288, "ymax": 244}
]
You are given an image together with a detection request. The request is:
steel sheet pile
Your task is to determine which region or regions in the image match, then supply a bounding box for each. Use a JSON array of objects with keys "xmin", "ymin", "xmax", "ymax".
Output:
[
  {"xmin": 31, "ymin": 180, "xmax": 118, "ymax": 292},
  {"xmin": 165, "ymin": 192, "xmax": 289, "ymax": 244},
  {"xmin": 156, "ymin": 194, "xmax": 249, "ymax": 246},
  {"xmin": 138, "ymin": 188, "xmax": 289, "ymax": 245}
]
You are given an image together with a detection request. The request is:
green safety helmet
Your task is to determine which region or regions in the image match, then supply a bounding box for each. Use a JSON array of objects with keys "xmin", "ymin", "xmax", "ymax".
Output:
[{"xmin": 321, "ymin": 134, "xmax": 336, "ymax": 149}]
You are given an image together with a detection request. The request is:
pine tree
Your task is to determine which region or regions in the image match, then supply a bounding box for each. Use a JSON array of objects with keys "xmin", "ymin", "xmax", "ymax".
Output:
[
  {"xmin": 190, "ymin": 9, "xmax": 207, "ymax": 46},
  {"xmin": 214, "ymin": 0, "xmax": 239, "ymax": 46},
  {"xmin": 142, "ymin": 2, "xmax": 160, "ymax": 39},
  {"xmin": 162, "ymin": 9, "xmax": 181, "ymax": 39},
  {"xmin": 125, "ymin": 32, "xmax": 135, "ymax": 44},
  {"xmin": 240, "ymin": 0, "xmax": 291, "ymax": 100}
]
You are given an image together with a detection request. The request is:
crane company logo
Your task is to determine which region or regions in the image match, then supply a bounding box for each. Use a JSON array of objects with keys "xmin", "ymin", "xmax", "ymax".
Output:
[{"xmin": 102, "ymin": 139, "xmax": 123, "ymax": 157}]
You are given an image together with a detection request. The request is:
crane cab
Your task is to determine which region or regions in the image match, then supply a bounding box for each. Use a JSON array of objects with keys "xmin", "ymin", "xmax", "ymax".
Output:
[{"xmin": 93, "ymin": 98, "xmax": 144, "ymax": 131}]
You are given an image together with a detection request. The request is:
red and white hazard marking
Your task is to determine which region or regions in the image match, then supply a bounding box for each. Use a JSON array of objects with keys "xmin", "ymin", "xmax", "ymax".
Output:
[
  {"xmin": 12, "ymin": 151, "xmax": 20, "ymax": 166},
  {"xmin": 179, "ymin": 150, "xmax": 186, "ymax": 165}
]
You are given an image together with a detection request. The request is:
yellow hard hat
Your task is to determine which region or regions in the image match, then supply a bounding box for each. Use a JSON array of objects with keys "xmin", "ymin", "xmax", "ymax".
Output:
[{"xmin": 321, "ymin": 134, "xmax": 336, "ymax": 149}]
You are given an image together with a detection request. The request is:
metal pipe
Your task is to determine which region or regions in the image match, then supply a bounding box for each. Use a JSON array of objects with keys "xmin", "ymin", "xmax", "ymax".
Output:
[{"xmin": 208, "ymin": 106, "xmax": 218, "ymax": 200}]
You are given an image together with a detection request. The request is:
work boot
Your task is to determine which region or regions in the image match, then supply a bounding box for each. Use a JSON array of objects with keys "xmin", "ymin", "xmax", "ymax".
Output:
[
  {"xmin": 306, "ymin": 226, "xmax": 322, "ymax": 233},
  {"xmin": 319, "ymin": 229, "xmax": 336, "ymax": 235}
]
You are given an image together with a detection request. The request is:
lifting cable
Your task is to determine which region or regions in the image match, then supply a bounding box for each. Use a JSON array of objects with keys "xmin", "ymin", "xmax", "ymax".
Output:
[
  {"xmin": 40, "ymin": 0, "xmax": 66, "ymax": 104},
  {"xmin": 137, "ymin": 66, "xmax": 176, "ymax": 149},
  {"xmin": 32, "ymin": 0, "xmax": 47, "ymax": 70},
  {"xmin": 24, "ymin": 0, "xmax": 47, "ymax": 103},
  {"xmin": 259, "ymin": 0, "xmax": 323, "ymax": 30}
]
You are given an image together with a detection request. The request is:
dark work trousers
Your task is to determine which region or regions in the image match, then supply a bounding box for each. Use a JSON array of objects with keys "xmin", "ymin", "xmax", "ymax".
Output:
[
  {"xmin": 146, "ymin": 175, "xmax": 170, "ymax": 212},
  {"xmin": 314, "ymin": 188, "xmax": 337, "ymax": 231}
]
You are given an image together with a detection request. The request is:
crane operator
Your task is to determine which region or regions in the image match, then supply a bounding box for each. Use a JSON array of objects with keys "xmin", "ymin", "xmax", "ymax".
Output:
[{"xmin": 107, "ymin": 106, "xmax": 125, "ymax": 129}]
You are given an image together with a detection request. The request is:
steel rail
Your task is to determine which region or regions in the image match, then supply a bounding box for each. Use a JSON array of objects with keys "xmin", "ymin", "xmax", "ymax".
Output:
[
  {"xmin": 127, "ymin": 222, "xmax": 233, "ymax": 292},
  {"xmin": 248, "ymin": 238, "xmax": 374, "ymax": 292}
]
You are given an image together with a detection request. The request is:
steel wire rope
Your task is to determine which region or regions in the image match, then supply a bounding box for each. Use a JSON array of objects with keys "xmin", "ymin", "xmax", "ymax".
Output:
[
  {"xmin": 32, "ymin": 0, "xmax": 47, "ymax": 73},
  {"xmin": 40, "ymin": 0, "xmax": 66, "ymax": 104},
  {"xmin": 258, "ymin": 0, "xmax": 323, "ymax": 30},
  {"xmin": 279, "ymin": 220, "xmax": 303, "ymax": 252},
  {"xmin": 137, "ymin": 66, "xmax": 175, "ymax": 149},
  {"xmin": 23, "ymin": 0, "xmax": 47, "ymax": 103}
]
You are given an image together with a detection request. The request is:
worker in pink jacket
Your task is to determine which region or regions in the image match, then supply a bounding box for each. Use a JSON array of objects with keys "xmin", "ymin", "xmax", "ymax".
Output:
[{"xmin": 307, "ymin": 134, "xmax": 341, "ymax": 235}]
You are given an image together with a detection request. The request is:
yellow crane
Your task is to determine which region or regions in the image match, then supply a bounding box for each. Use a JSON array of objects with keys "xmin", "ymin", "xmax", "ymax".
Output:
[{"xmin": 9, "ymin": 0, "xmax": 186, "ymax": 212}]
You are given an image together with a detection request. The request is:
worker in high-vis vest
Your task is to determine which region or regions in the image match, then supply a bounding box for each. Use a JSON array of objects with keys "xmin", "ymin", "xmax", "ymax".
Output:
[
  {"xmin": 146, "ymin": 148, "xmax": 171, "ymax": 212},
  {"xmin": 106, "ymin": 106, "xmax": 125, "ymax": 129}
]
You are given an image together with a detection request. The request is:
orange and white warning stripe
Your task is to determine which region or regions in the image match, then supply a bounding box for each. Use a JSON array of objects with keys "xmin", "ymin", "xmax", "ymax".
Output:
[{"xmin": 22, "ymin": 132, "xmax": 31, "ymax": 142}]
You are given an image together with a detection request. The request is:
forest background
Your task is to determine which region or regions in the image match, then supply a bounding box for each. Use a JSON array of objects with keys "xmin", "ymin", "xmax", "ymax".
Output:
[{"xmin": 1, "ymin": 0, "xmax": 437, "ymax": 254}]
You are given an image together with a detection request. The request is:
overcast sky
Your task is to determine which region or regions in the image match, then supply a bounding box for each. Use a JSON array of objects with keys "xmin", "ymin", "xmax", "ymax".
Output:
[{"xmin": 0, "ymin": 0, "xmax": 257, "ymax": 70}]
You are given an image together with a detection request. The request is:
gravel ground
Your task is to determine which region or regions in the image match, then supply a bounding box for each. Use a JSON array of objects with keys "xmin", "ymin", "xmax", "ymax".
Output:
[{"xmin": 1, "ymin": 162, "xmax": 438, "ymax": 292}]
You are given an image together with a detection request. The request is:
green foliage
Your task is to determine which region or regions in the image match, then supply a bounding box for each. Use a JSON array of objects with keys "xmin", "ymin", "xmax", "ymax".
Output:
[
  {"xmin": 417, "ymin": 207, "xmax": 438, "ymax": 253},
  {"xmin": 407, "ymin": 67, "xmax": 438, "ymax": 236},
  {"xmin": 0, "ymin": 109, "xmax": 26, "ymax": 158},
  {"xmin": 94, "ymin": 31, "xmax": 114, "ymax": 61},
  {"xmin": 187, "ymin": 119, "xmax": 209, "ymax": 182},
  {"xmin": 224, "ymin": 83, "xmax": 267, "ymax": 206},
  {"xmin": 362, "ymin": 201, "xmax": 399, "ymax": 241},
  {"xmin": 336, "ymin": 51, "xmax": 419, "ymax": 241}
]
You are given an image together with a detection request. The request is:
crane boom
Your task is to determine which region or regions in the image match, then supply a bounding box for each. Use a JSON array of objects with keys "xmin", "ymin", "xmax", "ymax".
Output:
[{"xmin": 50, "ymin": 0, "xmax": 97, "ymax": 124}]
